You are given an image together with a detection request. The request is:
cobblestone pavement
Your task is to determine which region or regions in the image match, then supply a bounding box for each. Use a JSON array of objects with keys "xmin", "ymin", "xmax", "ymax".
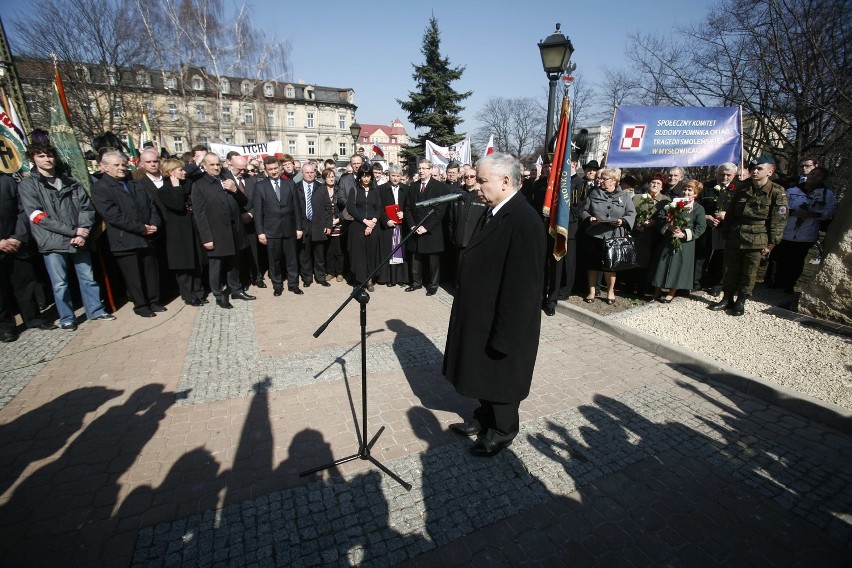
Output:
[{"xmin": 0, "ymin": 283, "xmax": 849, "ymax": 566}]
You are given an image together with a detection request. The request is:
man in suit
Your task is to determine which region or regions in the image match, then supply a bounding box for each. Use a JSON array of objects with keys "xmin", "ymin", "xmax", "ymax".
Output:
[
  {"xmin": 92, "ymin": 151, "xmax": 163, "ymax": 317},
  {"xmin": 405, "ymin": 160, "xmax": 448, "ymax": 296},
  {"xmin": 224, "ymin": 155, "xmax": 266, "ymax": 289},
  {"xmin": 253, "ymin": 156, "xmax": 304, "ymax": 296},
  {"xmin": 294, "ymin": 162, "xmax": 329, "ymax": 287},
  {"xmin": 443, "ymin": 152, "xmax": 545, "ymax": 457},
  {"xmin": 0, "ymin": 173, "xmax": 55, "ymax": 341},
  {"xmin": 191, "ymin": 153, "xmax": 255, "ymax": 308}
]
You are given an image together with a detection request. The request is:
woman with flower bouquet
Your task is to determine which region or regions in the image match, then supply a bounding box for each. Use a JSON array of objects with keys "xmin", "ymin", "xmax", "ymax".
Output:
[
  {"xmin": 625, "ymin": 174, "xmax": 670, "ymax": 294},
  {"xmin": 649, "ymin": 180, "xmax": 707, "ymax": 302}
]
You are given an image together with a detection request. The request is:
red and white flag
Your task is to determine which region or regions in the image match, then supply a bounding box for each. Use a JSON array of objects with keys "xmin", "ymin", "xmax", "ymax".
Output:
[
  {"xmin": 372, "ymin": 141, "xmax": 384, "ymax": 158},
  {"xmin": 484, "ymin": 134, "xmax": 494, "ymax": 156}
]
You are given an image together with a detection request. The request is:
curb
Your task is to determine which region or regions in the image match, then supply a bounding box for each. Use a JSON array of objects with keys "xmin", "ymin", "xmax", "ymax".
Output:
[{"xmin": 555, "ymin": 300, "xmax": 852, "ymax": 436}]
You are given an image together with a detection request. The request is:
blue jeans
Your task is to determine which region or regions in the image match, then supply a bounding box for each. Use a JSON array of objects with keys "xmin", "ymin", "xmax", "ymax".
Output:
[{"xmin": 43, "ymin": 250, "xmax": 108, "ymax": 324}]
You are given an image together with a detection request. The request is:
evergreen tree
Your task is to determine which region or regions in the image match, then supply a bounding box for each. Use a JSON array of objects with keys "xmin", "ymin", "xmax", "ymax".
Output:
[{"xmin": 397, "ymin": 17, "xmax": 471, "ymax": 160}]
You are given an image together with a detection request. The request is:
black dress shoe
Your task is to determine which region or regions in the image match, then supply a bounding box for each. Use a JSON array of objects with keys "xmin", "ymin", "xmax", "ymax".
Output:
[
  {"xmin": 0, "ymin": 330, "xmax": 17, "ymax": 342},
  {"xmin": 405, "ymin": 285, "xmax": 422, "ymax": 292},
  {"xmin": 318, "ymin": 280, "xmax": 331, "ymax": 287},
  {"xmin": 185, "ymin": 298, "xmax": 204, "ymax": 307},
  {"xmin": 32, "ymin": 322, "xmax": 58, "ymax": 330},
  {"xmin": 273, "ymin": 288, "xmax": 283, "ymax": 296},
  {"xmin": 290, "ymin": 287, "xmax": 304, "ymax": 295},
  {"xmin": 449, "ymin": 420, "xmax": 482, "ymax": 437},
  {"xmin": 366, "ymin": 283, "xmax": 375, "ymax": 292},
  {"xmin": 232, "ymin": 291, "xmax": 256, "ymax": 301},
  {"xmin": 216, "ymin": 298, "xmax": 233, "ymax": 309},
  {"xmin": 303, "ymin": 281, "xmax": 312, "ymax": 288},
  {"xmin": 470, "ymin": 436, "xmax": 512, "ymax": 458},
  {"xmin": 544, "ymin": 305, "xmax": 556, "ymax": 316},
  {"xmin": 135, "ymin": 308, "xmax": 156, "ymax": 318},
  {"xmin": 200, "ymin": 297, "xmax": 210, "ymax": 304},
  {"xmin": 151, "ymin": 303, "xmax": 167, "ymax": 312},
  {"xmin": 254, "ymin": 280, "xmax": 267, "ymax": 289},
  {"xmin": 425, "ymin": 288, "xmax": 437, "ymax": 296}
]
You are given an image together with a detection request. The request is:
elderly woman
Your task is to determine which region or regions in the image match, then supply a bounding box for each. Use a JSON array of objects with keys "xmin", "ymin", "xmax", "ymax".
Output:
[
  {"xmin": 346, "ymin": 164, "xmax": 382, "ymax": 291},
  {"xmin": 156, "ymin": 158, "xmax": 206, "ymax": 305},
  {"xmin": 580, "ymin": 167, "xmax": 637, "ymax": 304},
  {"xmin": 626, "ymin": 174, "xmax": 670, "ymax": 295},
  {"xmin": 649, "ymin": 179, "xmax": 707, "ymax": 302}
]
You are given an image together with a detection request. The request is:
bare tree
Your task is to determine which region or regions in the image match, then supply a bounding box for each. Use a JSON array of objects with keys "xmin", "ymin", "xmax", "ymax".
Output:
[
  {"xmin": 474, "ymin": 96, "xmax": 544, "ymax": 160},
  {"xmin": 592, "ymin": 67, "xmax": 640, "ymax": 123}
]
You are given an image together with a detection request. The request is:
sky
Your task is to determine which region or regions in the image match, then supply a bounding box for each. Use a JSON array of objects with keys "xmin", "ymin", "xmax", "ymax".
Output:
[{"xmin": 1, "ymin": 0, "xmax": 717, "ymax": 142}]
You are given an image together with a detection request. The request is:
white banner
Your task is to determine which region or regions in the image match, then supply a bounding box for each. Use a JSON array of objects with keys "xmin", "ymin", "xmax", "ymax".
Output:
[
  {"xmin": 210, "ymin": 141, "xmax": 283, "ymax": 160},
  {"xmin": 424, "ymin": 138, "xmax": 471, "ymax": 169}
]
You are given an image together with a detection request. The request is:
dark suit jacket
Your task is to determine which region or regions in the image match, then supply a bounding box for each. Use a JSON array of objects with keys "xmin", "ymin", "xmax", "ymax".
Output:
[
  {"xmin": 294, "ymin": 178, "xmax": 322, "ymax": 235},
  {"xmin": 252, "ymin": 176, "xmax": 302, "ymax": 239},
  {"xmin": 92, "ymin": 174, "xmax": 159, "ymax": 253},
  {"xmin": 310, "ymin": 183, "xmax": 335, "ymax": 241},
  {"xmin": 378, "ymin": 182, "xmax": 411, "ymax": 233},
  {"xmin": 405, "ymin": 177, "xmax": 448, "ymax": 253},
  {"xmin": 190, "ymin": 174, "xmax": 249, "ymax": 257},
  {"xmin": 442, "ymin": 192, "xmax": 546, "ymax": 403},
  {"xmin": 0, "ymin": 174, "xmax": 28, "ymax": 250}
]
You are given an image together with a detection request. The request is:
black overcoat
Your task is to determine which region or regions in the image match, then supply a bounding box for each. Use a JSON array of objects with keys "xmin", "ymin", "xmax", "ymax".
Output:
[
  {"xmin": 405, "ymin": 177, "xmax": 447, "ymax": 254},
  {"xmin": 190, "ymin": 174, "xmax": 248, "ymax": 258},
  {"xmin": 92, "ymin": 174, "xmax": 159, "ymax": 253},
  {"xmin": 156, "ymin": 180, "xmax": 204, "ymax": 270},
  {"xmin": 442, "ymin": 192, "xmax": 546, "ymax": 403}
]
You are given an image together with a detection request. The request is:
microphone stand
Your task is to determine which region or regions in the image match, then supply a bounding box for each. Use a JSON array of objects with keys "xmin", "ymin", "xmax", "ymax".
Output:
[{"xmin": 300, "ymin": 205, "xmax": 443, "ymax": 490}]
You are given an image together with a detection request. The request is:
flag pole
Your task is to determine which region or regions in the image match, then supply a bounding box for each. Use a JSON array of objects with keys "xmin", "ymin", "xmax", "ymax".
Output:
[{"xmin": 602, "ymin": 106, "xmax": 618, "ymax": 167}]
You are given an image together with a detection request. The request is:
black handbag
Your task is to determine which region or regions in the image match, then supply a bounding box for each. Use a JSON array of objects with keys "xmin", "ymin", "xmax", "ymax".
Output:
[{"xmin": 602, "ymin": 228, "xmax": 638, "ymax": 271}]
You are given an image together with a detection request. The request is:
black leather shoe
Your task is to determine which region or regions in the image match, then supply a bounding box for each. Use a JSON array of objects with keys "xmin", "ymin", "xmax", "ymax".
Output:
[
  {"xmin": 185, "ymin": 299, "xmax": 204, "ymax": 307},
  {"xmin": 470, "ymin": 436, "xmax": 512, "ymax": 458},
  {"xmin": 366, "ymin": 283, "xmax": 375, "ymax": 292},
  {"xmin": 254, "ymin": 280, "xmax": 267, "ymax": 289},
  {"xmin": 0, "ymin": 330, "xmax": 17, "ymax": 342},
  {"xmin": 449, "ymin": 420, "xmax": 482, "ymax": 437},
  {"xmin": 273, "ymin": 288, "xmax": 283, "ymax": 296},
  {"xmin": 544, "ymin": 305, "xmax": 556, "ymax": 316},
  {"xmin": 709, "ymin": 293, "xmax": 734, "ymax": 311},
  {"xmin": 151, "ymin": 304, "xmax": 167, "ymax": 312},
  {"xmin": 318, "ymin": 280, "xmax": 331, "ymax": 287},
  {"xmin": 303, "ymin": 281, "xmax": 312, "ymax": 288},
  {"xmin": 731, "ymin": 295, "xmax": 747, "ymax": 316},
  {"xmin": 216, "ymin": 297, "xmax": 233, "ymax": 309},
  {"xmin": 32, "ymin": 322, "xmax": 59, "ymax": 330},
  {"xmin": 135, "ymin": 308, "xmax": 156, "ymax": 318},
  {"xmin": 425, "ymin": 288, "xmax": 437, "ymax": 296},
  {"xmin": 200, "ymin": 297, "xmax": 210, "ymax": 304},
  {"xmin": 232, "ymin": 291, "xmax": 256, "ymax": 301},
  {"xmin": 290, "ymin": 287, "xmax": 304, "ymax": 295},
  {"xmin": 405, "ymin": 285, "xmax": 422, "ymax": 292}
]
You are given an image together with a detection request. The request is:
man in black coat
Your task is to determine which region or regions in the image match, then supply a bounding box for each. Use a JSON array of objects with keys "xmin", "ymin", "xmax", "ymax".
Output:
[
  {"xmin": 0, "ymin": 173, "xmax": 54, "ymax": 341},
  {"xmin": 224, "ymin": 155, "xmax": 266, "ymax": 289},
  {"xmin": 443, "ymin": 153, "xmax": 546, "ymax": 458},
  {"xmin": 404, "ymin": 160, "xmax": 448, "ymax": 296},
  {"xmin": 253, "ymin": 156, "xmax": 304, "ymax": 296},
  {"xmin": 191, "ymin": 153, "xmax": 254, "ymax": 308},
  {"xmin": 92, "ymin": 151, "xmax": 163, "ymax": 317},
  {"xmin": 293, "ymin": 162, "xmax": 329, "ymax": 287}
]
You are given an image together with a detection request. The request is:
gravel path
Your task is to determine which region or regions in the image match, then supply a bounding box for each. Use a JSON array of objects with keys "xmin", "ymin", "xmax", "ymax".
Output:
[{"xmin": 612, "ymin": 289, "xmax": 852, "ymax": 410}]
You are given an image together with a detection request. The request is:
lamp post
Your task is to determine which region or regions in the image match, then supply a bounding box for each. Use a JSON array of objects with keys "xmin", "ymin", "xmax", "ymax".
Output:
[
  {"xmin": 538, "ymin": 23, "xmax": 574, "ymax": 160},
  {"xmin": 349, "ymin": 121, "xmax": 361, "ymax": 159}
]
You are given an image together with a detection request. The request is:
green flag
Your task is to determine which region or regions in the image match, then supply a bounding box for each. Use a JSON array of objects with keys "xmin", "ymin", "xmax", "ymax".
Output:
[
  {"xmin": 126, "ymin": 132, "xmax": 138, "ymax": 159},
  {"xmin": 49, "ymin": 76, "xmax": 92, "ymax": 195}
]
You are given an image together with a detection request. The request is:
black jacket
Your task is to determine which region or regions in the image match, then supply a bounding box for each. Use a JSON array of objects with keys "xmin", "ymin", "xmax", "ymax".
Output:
[
  {"xmin": 191, "ymin": 174, "xmax": 249, "ymax": 257},
  {"xmin": 92, "ymin": 174, "xmax": 160, "ymax": 253}
]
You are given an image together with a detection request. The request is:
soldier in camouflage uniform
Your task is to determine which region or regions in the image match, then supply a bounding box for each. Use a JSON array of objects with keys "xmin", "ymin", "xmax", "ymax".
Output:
[{"xmin": 709, "ymin": 156, "xmax": 788, "ymax": 316}]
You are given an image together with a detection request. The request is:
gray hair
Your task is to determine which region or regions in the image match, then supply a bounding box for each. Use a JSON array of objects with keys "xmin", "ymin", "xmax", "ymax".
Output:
[
  {"xmin": 476, "ymin": 152, "xmax": 522, "ymax": 190},
  {"xmin": 418, "ymin": 159, "xmax": 433, "ymax": 168},
  {"xmin": 387, "ymin": 164, "xmax": 402, "ymax": 175},
  {"xmin": 99, "ymin": 150, "xmax": 127, "ymax": 164},
  {"xmin": 598, "ymin": 167, "xmax": 622, "ymax": 182},
  {"xmin": 716, "ymin": 162, "xmax": 737, "ymax": 173},
  {"xmin": 668, "ymin": 166, "xmax": 685, "ymax": 176}
]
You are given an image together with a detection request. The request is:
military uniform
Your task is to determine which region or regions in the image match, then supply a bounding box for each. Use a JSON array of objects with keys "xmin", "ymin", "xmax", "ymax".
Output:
[{"xmin": 721, "ymin": 180, "xmax": 787, "ymax": 297}]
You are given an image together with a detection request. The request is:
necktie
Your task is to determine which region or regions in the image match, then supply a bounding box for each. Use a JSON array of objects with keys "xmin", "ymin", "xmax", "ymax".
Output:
[
  {"xmin": 305, "ymin": 182, "xmax": 313, "ymax": 220},
  {"xmin": 120, "ymin": 181, "xmax": 130, "ymax": 194},
  {"xmin": 273, "ymin": 179, "xmax": 280, "ymax": 201},
  {"xmin": 484, "ymin": 209, "xmax": 493, "ymax": 225},
  {"xmin": 420, "ymin": 181, "xmax": 426, "ymax": 194},
  {"xmin": 238, "ymin": 177, "xmax": 245, "ymax": 193}
]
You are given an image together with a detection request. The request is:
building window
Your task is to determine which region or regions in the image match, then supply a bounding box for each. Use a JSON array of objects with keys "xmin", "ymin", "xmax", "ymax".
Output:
[
  {"xmin": 107, "ymin": 67, "xmax": 118, "ymax": 86},
  {"xmin": 165, "ymin": 75, "xmax": 177, "ymax": 89},
  {"xmin": 112, "ymin": 99, "xmax": 123, "ymax": 119},
  {"xmin": 137, "ymin": 72, "xmax": 151, "ymax": 87},
  {"xmin": 246, "ymin": 137, "xmax": 256, "ymax": 144},
  {"xmin": 287, "ymin": 111, "xmax": 295, "ymax": 127},
  {"xmin": 244, "ymin": 108, "xmax": 254, "ymax": 124},
  {"xmin": 199, "ymin": 136, "xmax": 209, "ymax": 144},
  {"xmin": 307, "ymin": 141, "xmax": 316, "ymax": 155},
  {"xmin": 288, "ymin": 139, "xmax": 296, "ymax": 154},
  {"xmin": 222, "ymin": 106, "xmax": 230, "ymax": 123},
  {"xmin": 145, "ymin": 100, "xmax": 154, "ymax": 117},
  {"xmin": 339, "ymin": 142, "xmax": 347, "ymax": 156},
  {"xmin": 339, "ymin": 115, "xmax": 346, "ymax": 130},
  {"xmin": 220, "ymin": 78, "xmax": 230, "ymax": 94},
  {"xmin": 305, "ymin": 86, "xmax": 315, "ymax": 100},
  {"xmin": 306, "ymin": 112, "xmax": 314, "ymax": 128},
  {"xmin": 168, "ymin": 102, "xmax": 178, "ymax": 121},
  {"xmin": 196, "ymin": 104, "xmax": 206, "ymax": 122},
  {"xmin": 266, "ymin": 109, "xmax": 274, "ymax": 126},
  {"xmin": 192, "ymin": 75, "xmax": 203, "ymax": 91},
  {"xmin": 264, "ymin": 83, "xmax": 274, "ymax": 97},
  {"xmin": 285, "ymin": 85, "xmax": 294, "ymax": 98},
  {"xmin": 241, "ymin": 81, "xmax": 252, "ymax": 95},
  {"xmin": 173, "ymin": 136, "xmax": 184, "ymax": 153}
]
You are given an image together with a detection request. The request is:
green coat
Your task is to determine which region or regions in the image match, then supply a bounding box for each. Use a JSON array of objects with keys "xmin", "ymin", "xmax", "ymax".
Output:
[
  {"xmin": 723, "ymin": 181, "xmax": 788, "ymax": 250},
  {"xmin": 650, "ymin": 202, "xmax": 707, "ymax": 290}
]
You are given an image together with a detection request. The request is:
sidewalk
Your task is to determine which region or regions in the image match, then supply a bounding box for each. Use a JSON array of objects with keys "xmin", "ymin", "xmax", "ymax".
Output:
[{"xmin": 0, "ymin": 283, "xmax": 850, "ymax": 566}]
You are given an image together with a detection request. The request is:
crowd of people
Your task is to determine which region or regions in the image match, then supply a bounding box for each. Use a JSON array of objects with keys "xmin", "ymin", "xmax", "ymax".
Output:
[{"xmin": 0, "ymin": 135, "xmax": 838, "ymax": 343}]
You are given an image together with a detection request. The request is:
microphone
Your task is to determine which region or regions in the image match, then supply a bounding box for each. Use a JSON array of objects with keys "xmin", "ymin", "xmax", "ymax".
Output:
[{"xmin": 416, "ymin": 192, "xmax": 465, "ymax": 208}]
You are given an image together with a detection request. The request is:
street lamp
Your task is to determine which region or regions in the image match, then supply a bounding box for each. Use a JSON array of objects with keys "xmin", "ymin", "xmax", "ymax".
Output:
[
  {"xmin": 538, "ymin": 23, "xmax": 574, "ymax": 159},
  {"xmin": 349, "ymin": 121, "xmax": 361, "ymax": 158}
]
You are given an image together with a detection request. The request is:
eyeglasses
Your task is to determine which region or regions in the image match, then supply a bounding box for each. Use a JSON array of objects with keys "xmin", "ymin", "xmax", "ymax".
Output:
[{"xmin": 464, "ymin": 175, "xmax": 477, "ymax": 179}]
